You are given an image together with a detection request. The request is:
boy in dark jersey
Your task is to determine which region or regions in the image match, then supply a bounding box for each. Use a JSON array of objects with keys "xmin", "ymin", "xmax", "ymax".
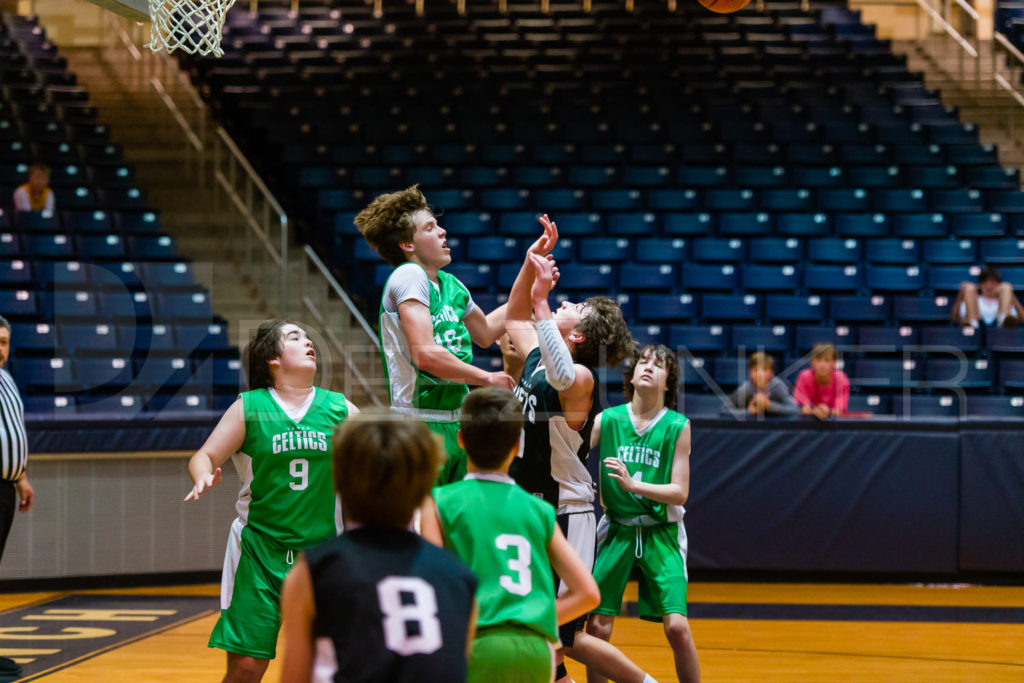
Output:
[
  {"xmin": 185, "ymin": 320, "xmax": 356, "ymax": 683},
  {"xmin": 421, "ymin": 386, "xmax": 600, "ymax": 682},
  {"xmin": 279, "ymin": 413, "xmax": 477, "ymax": 682},
  {"xmin": 586, "ymin": 345, "xmax": 701, "ymax": 683},
  {"xmin": 506, "ymin": 246, "xmax": 654, "ymax": 683}
]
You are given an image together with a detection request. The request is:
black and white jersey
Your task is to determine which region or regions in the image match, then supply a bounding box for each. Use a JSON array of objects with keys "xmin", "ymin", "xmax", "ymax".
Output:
[
  {"xmin": 0, "ymin": 369, "xmax": 26, "ymax": 482},
  {"xmin": 304, "ymin": 528, "xmax": 477, "ymax": 683},
  {"xmin": 510, "ymin": 347, "xmax": 600, "ymax": 511}
]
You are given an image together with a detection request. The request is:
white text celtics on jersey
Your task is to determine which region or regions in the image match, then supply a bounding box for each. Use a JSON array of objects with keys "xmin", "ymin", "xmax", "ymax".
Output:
[
  {"xmin": 272, "ymin": 426, "xmax": 329, "ymax": 454},
  {"xmin": 617, "ymin": 444, "xmax": 661, "ymax": 468}
]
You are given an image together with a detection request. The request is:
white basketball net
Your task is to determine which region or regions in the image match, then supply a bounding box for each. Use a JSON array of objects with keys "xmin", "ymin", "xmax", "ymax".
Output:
[{"xmin": 147, "ymin": 0, "xmax": 237, "ymax": 57}]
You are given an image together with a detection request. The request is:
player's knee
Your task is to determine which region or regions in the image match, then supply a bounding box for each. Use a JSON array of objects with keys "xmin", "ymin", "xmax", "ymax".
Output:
[
  {"xmin": 586, "ymin": 614, "xmax": 614, "ymax": 641},
  {"xmin": 227, "ymin": 656, "xmax": 268, "ymax": 683},
  {"xmin": 960, "ymin": 281, "xmax": 977, "ymax": 295},
  {"xmin": 664, "ymin": 615, "xmax": 694, "ymax": 650}
]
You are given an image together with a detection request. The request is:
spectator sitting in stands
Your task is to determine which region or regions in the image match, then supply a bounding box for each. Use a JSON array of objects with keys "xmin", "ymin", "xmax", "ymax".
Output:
[
  {"xmin": 952, "ymin": 265, "xmax": 1022, "ymax": 330},
  {"xmin": 12, "ymin": 164, "xmax": 55, "ymax": 217},
  {"xmin": 729, "ymin": 352, "xmax": 799, "ymax": 416},
  {"xmin": 794, "ymin": 343, "xmax": 849, "ymax": 420}
]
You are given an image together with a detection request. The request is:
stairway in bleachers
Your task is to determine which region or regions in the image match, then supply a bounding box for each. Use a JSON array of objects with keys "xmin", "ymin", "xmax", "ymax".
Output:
[{"xmin": 180, "ymin": 0, "xmax": 1024, "ymax": 418}]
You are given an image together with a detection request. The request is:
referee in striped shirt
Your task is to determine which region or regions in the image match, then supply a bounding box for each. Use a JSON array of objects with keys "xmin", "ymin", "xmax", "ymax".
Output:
[{"xmin": 0, "ymin": 315, "xmax": 33, "ymax": 563}]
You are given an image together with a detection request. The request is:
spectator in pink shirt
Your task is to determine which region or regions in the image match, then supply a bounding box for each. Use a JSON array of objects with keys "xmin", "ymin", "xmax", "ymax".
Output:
[{"xmin": 794, "ymin": 343, "xmax": 849, "ymax": 420}]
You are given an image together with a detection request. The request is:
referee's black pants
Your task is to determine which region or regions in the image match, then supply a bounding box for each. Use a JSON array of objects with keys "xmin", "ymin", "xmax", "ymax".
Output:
[{"xmin": 0, "ymin": 480, "xmax": 16, "ymax": 563}]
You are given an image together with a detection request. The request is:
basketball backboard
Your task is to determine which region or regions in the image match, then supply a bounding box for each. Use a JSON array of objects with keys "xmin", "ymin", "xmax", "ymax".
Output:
[{"xmin": 84, "ymin": 0, "xmax": 150, "ymax": 23}]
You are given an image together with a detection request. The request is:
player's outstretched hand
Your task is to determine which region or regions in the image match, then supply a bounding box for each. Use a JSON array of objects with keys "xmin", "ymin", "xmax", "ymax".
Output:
[
  {"xmin": 485, "ymin": 371, "xmax": 516, "ymax": 390},
  {"xmin": 185, "ymin": 468, "xmax": 222, "ymax": 502},
  {"xmin": 528, "ymin": 252, "xmax": 559, "ymax": 300},
  {"xmin": 603, "ymin": 458, "xmax": 636, "ymax": 493},
  {"xmin": 527, "ymin": 213, "xmax": 559, "ymax": 257}
]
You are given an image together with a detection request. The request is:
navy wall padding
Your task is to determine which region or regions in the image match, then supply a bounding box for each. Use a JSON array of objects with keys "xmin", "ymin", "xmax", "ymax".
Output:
[
  {"xmin": 685, "ymin": 424, "xmax": 960, "ymax": 573},
  {"xmin": 959, "ymin": 426, "xmax": 1024, "ymax": 572},
  {"xmin": 26, "ymin": 415, "xmax": 218, "ymax": 453}
]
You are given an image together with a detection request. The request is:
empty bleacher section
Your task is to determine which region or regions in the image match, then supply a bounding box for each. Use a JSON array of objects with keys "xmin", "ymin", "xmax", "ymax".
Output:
[
  {"xmin": 177, "ymin": 0, "xmax": 1024, "ymax": 418},
  {"xmin": 0, "ymin": 13, "xmax": 242, "ymax": 417}
]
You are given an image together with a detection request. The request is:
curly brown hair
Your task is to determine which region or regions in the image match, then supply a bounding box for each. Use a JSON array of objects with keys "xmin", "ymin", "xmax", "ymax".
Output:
[
  {"xmin": 573, "ymin": 296, "xmax": 634, "ymax": 369},
  {"xmin": 623, "ymin": 344, "xmax": 680, "ymax": 410},
  {"xmin": 354, "ymin": 185, "xmax": 430, "ymax": 266}
]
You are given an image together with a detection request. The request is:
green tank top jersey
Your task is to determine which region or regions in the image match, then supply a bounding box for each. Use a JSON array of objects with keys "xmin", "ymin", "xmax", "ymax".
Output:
[
  {"xmin": 237, "ymin": 387, "xmax": 349, "ymax": 547},
  {"xmin": 379, "ymin": 265, "xmax": 473, "ymax": 414},
  {"xmin": 434, "ymin": 474, "xmax": 558, "ymax": 641},
  {"xmin": 599, "ymin": 404, "xmax": 689, "ymax": 522}
]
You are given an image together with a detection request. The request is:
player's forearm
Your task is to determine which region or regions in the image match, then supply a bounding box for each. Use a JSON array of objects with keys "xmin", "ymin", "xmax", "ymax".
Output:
[
  {"xmin": 187, "ymin": 452, "xmax": 216, "ymax": 484},
  {"xmin": 506, "ymin": 258, "xmax": 536, "ymax": 322},
  {"xmin": 629, "ymin": 481, "xmax": 688, "ymax": 506},
  {"xmin": 556, "ymin": 587, "xmax": 601, "ymax": 626},
  {"xmin": 413, "ymin": 344, "xmax": 491, "ymax": 386}
]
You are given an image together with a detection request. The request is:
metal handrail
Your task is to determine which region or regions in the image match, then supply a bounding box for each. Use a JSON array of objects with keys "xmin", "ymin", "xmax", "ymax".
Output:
[{"xmin": 914, "ymin": 0, "xmax": 978, "ymax": 58}]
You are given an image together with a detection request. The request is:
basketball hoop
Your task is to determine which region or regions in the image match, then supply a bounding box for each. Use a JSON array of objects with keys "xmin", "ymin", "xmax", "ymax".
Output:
[{"xmin": 146, "ymin": 0, "xmax": 237, "ymax": 57}]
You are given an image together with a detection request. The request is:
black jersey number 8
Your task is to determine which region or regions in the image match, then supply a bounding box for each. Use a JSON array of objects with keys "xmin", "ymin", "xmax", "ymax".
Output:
[{"xmin": 376, "ymin": 576, "xmax": 443, "ymax": 656}]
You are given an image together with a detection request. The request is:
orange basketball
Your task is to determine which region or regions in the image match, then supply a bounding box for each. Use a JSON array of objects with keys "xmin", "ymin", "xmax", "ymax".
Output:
[{"xmin": 698, "ymin": 0, "xmax": 751, "ymax": 13}]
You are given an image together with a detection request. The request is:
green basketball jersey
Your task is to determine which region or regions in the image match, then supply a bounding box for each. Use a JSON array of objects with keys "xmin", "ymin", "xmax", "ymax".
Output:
[
  {"xmin": 434, "ymin": 474, "xmax": 558, "ymax": 641},
  {"xmin": 236, "ymin": 387, "xmax": 349, "ymax": 547},
  {"xmin": 599, "ymin": 403, "xmax": 689, "ymax": 523},
  {"xmin": 379, "ymin": 263, "xmax": 473, "ymax": 416}
]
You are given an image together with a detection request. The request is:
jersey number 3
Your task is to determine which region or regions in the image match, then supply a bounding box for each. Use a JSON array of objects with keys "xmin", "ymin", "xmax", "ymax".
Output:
[
  {"xmin": 377, "ymin": 576, "xmax": 443, "ymax": 656},
  {"xmin": 496, "ymin": 534, "xmax": 532, "ymax": 596}
]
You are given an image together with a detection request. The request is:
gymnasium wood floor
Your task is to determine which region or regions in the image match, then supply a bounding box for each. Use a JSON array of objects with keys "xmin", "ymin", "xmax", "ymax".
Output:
[{"xmin": 2, "ymin": 581, "xmax": 1023, "ymax": 681}]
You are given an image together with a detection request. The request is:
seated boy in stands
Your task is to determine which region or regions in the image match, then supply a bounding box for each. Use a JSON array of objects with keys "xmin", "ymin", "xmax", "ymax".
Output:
[
  {"xmin": 953, "ymin": 265, "xmax": 1022, "ymax": 330},
  {"xmin": 728, "ymin": 352, "xmax": 799, "ymax": 417},
  {"xmin": 12, "ymin": 164, "xmax": 54, "ymax": 216},
  {"xmin": 794, "ymin": 343, "xmax": 849, "ymax": 420}
]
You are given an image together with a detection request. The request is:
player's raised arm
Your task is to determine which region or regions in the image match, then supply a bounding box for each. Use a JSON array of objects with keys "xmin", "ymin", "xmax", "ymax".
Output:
[
  {"xmin": 185, "ymin": 397, "xmax": 245, "ymax": 502},
  {"xmin": 505, "ymin": 214, "xmax": 559, "ymax": 357},
  {"xmin": 399, "ymin": 298, "xmax": 514, "ymax": 389}
]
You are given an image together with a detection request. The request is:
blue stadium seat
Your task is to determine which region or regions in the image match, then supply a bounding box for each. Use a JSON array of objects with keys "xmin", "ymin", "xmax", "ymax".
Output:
[
  {"xmin": 732, "ymin": 324, "xmax": 791, "ymax": 353},
  {"xmin": 808, "ymin": 238, "xmax": 860, "ymax": 264},
  {"xmin": 692, "ymin": 238, "xmax": 745, "ymax": 263},
  {"xmin": 58, "ymin": 322, "xmax": 126, "ymax": 354},
  {"xmin": 669, "ymin": 324, "xmax": 729, "ymax": 354},
  {"xmin": 23, "ymin": 395, "xmax": 76, "ymax": 416},
  {"xmin": 851, "ymin": 357, "xmax": 923, "ymax": 388},
  {"xmin": 965, "ymin": 165, "xmax": 1019, "ymax": 189},
  {"xmin": 662, "ymin": 212, "xmax": 713, "ymax": 236},
  {"xmin": 834, "ymin": 213, "xmax": 889, "ymax": 237},
  {"xmin": 712, "ymin": 356, "xmax": 748, "ymax": 388},
  {"xmin": 875, "ymin": 188, "xmax": 928, "ymax": 213},
  {"xmin": 649, "ymin": 190, "xmax": 702, "ymax": 212},
  {"xmin": 892, "ymin": 295, "xmax": 953, "ymax": 322},
  {"xmin": 681, "ymin": 263, "xmax": 739, "ymax": 291},
  {"xmin": 556, "ymin": 213, "xmax": 603, "ymax": 237},
  {"xmin": 426, "ymin": 188, "xmax": 475, "ymax": 211},
  {"xmin": 50, "ymin": 290, "xmax": 97, "ymax": 318},
  {"xmin": 635, "ymin": 238, "xmax": 687, "ymax": 264},
  {"xmin": 633, "ymin": 284, "xmax": 701, "ymax": 321},
  {"xmin": 129, "ymin": 234, "xmax": 178, "ymax": 260},
  {"xmin": 760, "ymin": 188, "xmax": 814, "ymax": 212},
  {"xmin": 987, "ymin": 189, "xmax": 1024, "ymax": 213},
  {"xmin": 629, "ymin": 324, "xmax": 668, "ymax": 347},
  {"xmin": 892, "ymin": 394, "xmax": 960, "ymax": 418},
  {"xmin": 742, "ymin": 264, "xmax": 800, "ymax": 292},
  {"xmin": 848, "ymin": 165, "xmax": 900, "ymax": 187},
  {"xmin": 775, "ymin": 212, "xmax": 829, "ymax": 236},
  {"xmin": 950, "ymin": 213, "xmax": 1007, "ymax": 238},
  {"xmin": 987, "ymin": 327, "xmax": 1024, "ymax": 353},
  {"xmin": 1001, "ymin": 358, "xmax": 1024, "ymax": 389},
  {"xmin": 846, "ymin": 392, "xmax": 890, "ymax": 415},
  {"xmin": 979, "ymin": 238, "xmax": 1024, "ymax": 264},
  {"xmin": 467, "ymin": 237, "xmax": 519, "ymax": 263},
  {"xmin": 64, "ymin": 209, "xmax": 113, "ymax": 234},
  {"xmin": 154, "ymin": 291, "xmax": 214, "ymax": 320},
  {"xmin": 444, "ymin": 264, "xmax": 494, "ymax": 290},
  {"xmin": 558, "ymin": 264, "xmax": 615, "ymax": 291},
  {"xmin": 705, "ymin": 189, "xmax": 757, "ymax": 212},
  {"xmin": 174, "ymin": 322, "xmax": 231, "ymax": 353},
  {"xmin": 148, "ymin": 393, "xmax": 212, "ymax": 413},
  {"xmin": 861, "ymin": 238, "xmax": 916, "ymax": 265},
  {"xmin": 622, "ymin": 167, "xmax": 671, "ymax": 187},
  {"xmin": 11, "ymin": 321, "xmax": 56, "ymax": 352},
  {"xmin": 443, "ymin": 212, "xmax": 495, "ymax": 237},
  {"xmin": 922, "ymin": 239, "xmax": 976, "ymax": 264},
  {"xmin": 131, "ymin": 323, "xmax": 176, "ymax": 353},
  {"xmin": 73, "ymin": 356, "xmax": 133, "ymax": 390},
  {"xmin": 718, "ymin": 212, "xmax": 772, "ymax": 236},
  {"xmin": 930, "ymin": 188, "xmax": 985, "ymax": 214},
  {"xmin": 678, "ymin": 165, "xmax": 728, "ymax": 187},
  {"xmin": 78, "ymin": 234, "xmax": 126, "ymax": 260},
  {"xmin": 907, "ymin": 164, "xmax": 959, "ymax": 188},
  {"xmin": 857, "ymin": 325, "xmax": 918, "ymax": 351},
  {"xmin": 76, "ymin": 394, "xmax": 145, "ymax": 416},
  {"xmin": 579, "ymin": 238, "xmax": 632, "ymax": 262},
  {"xmin": 480, "ymin": 189, "xmax": 530, "ymax": 211},
  {"xmin": 678, "ymin": 391, "xmax": 731, "ymax": 417},
  {"xmin": 0, "ymin": 289, "xmax": 36, "ymax": 318},
  {"xmin": 0, "ymin": 233, "xmax": 23, "ymax": 259},
  {"xmin": 748, "ymin": 237, "xmax": 801, "ymax": 264},
  {"xmin": 830, "ymin": 295, "xmax": 890, "ymax": 323},
  {"xmin": 920, "ymin": 325, "xmax": 982, "ymax": 353},
  {"xmin": 10, "ymin": 356, "xmax": 73, "ymax": 391},
  {"xmin": 700, "ymin": 294, "xmax": 761, "ymax": 322},
  {"xmin": 963, "ymin": 395, "xmax": 1024, "ymax": 418},
  {"xmin": 765, "ymin": 294, "xmax": 826, "ymax": 322},
  {"xmin": 926, "ymin": 357, "xmax": 994, "ymax": 389},
  {"xmin": 619, "ymin": 263, "xmax": 678, "ymax": 291},
  {"xmin": 804, "ymin": 264, "xmax": 862, "ymax": 292},
  {"xmin": 928, "ymin": 265, "xmax": 975, "ymax": 292},
  {"xmin": 892, "ymin": 213, "xmax": 947, "ymax": 238},
  {"xmin": 607, "ymin": 213, "xmax": 658, "ymax": 236},
  {"xmin": 794, "ymin": 325, "xmax": 855, "ymax": 353},
  {"xmin": 115, "ymin": 210, "xmax": 162, "ymax": 234},
  {"xmin": 865, "ymin": 265, "xmax": 926, "ymax": 292},
  {"xmin": 28, "ymin": 233, "xmax": 75, "ymax": 259},
  {"xmin": 818, "ymin": 188, "xmax": 871, "ymax": 212},
  {"xmin": 591, "ymin": 189, "xmax": 643, "ymax": 211}
]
